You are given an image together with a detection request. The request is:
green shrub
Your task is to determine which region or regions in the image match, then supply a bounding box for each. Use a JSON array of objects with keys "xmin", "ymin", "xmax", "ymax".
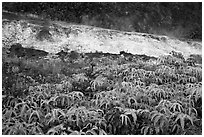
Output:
[{"xmin": 2, "ymin": 51, "xmax": 202, "ymax": 135}]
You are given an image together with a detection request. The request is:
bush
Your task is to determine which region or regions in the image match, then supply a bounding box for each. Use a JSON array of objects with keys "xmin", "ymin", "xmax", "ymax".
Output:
[{"xmin": 2, "ymin": 51, "xmax": 202, "ymax": 135}]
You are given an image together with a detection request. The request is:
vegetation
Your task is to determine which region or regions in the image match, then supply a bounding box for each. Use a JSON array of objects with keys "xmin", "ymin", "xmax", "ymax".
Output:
[
  {"xmin": 2, "ymin": 2, "xmax": 202, "ymax": 40},
  {"xmin": 2, "ymin": 47, "xmax": 202, "ymax": 135}
]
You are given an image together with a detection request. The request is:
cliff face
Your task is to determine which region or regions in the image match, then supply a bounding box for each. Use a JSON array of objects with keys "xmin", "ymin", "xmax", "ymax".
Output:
[{"xmin": 2, "ymin": 12, "xmax": 201, "ymax": 58}]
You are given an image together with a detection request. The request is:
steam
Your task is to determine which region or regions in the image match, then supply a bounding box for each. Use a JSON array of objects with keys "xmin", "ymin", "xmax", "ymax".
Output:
[{"xmin": 81, "ymin": 13, "xmax": 200, "ymax": 40}]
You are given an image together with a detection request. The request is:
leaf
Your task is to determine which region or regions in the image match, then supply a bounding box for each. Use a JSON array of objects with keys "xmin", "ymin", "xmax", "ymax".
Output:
[
  {"xmin": 137, "ymin": 109, "xmax": 150, "ymax": 117},
  {"xmin": 184, "ymin": 114, "xmax": 194, "ymax": 126},
  {"xmin": 46, "ymin": 128, "xmax": 57, "ymax": 135},
  {"xmin": 150, "ymin": 111, "xmax": 159, "ymax": 122},
  {"xmin": 120, "ymin": 114, "xmax": 128, "ymax": 125},
  {"xmin": 99, "ymin": 129, "xmax": 107, "ymax": 135},
  {"xmin": 188, "ymin": 107, "xmax": 197, "ymax": 117},
  {"xmin": 175, "ymin": 113, "xmax": 185, "ymax": 130},
  {"xmin": 86, "ymin": 129, "xmax": 97, "ymax": 135},
  {"xmin": 172, "ymin": 124, "xmax": 178, "ymax": 133},
  {"xmin": 20, "ymin": 103, "xmax": 30, "ymax": 118},
  {"xmin": 124, "ymin": 109, "xmax": 137, "ymax": 123},
  {"xmin": 28, "ymin": 110, "xmax": 41, "ymax": 123},
  {"xmin": 141, "ymin": 126, "xmax": 149, "ymax": 135},
  {"xmin": 46, "ymin": 124, "xmax": 65, "ymax": 135},
  {"xmin": 69, "ymin": 131, "xmax": 80, "ymax": 135},
  {"xmin": 70, "ymin": 91, "xmax": 84, "ymax": 99},
  {"xmin": 154, "ymin": 115, "xmax": 161, "ymax": 127}
]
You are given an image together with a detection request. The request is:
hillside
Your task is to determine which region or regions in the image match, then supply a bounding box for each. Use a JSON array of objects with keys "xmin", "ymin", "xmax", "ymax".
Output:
[
  {"xmin": 2, "ymin": 11, "xmax": 202, "ymax": 59},
  {"xmin": 2, "ymin": 10, "xmax": 202, "ymax": 135},
  {"xmin": 3, "ymin": 2, "xmax": 202, "ymax": 40}
]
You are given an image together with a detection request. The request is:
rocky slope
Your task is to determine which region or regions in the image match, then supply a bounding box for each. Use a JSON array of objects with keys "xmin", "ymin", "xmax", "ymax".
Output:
[{"xmin": 2, "ymin": 11, "xmax": 202, "ymax": 58}]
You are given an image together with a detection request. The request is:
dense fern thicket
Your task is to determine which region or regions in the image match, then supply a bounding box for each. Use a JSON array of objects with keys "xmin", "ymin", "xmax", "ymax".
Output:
[
  {"xmin": 2, "ymin": 2, "xmax": 202, "ymax": 40},
  {"xmin": 2, "ymin": 47, "xmax": 202, "ymax": 135}
]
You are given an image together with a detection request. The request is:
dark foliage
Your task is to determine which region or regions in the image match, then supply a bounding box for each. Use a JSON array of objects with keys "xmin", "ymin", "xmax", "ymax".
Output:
[
  {"xmin": 2, "ymin": 2, "xmax": 202, "ymax": 40},
  {"xmin": 2, "ymin": 49, "xmax": 202, "ymax": 135},
  {"xmin": 9, "ymin": 43, "xmax": 48, "ymax": 58}
]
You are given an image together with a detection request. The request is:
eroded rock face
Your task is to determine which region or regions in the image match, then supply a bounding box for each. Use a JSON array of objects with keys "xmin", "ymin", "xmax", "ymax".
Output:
[{"xmin": 2, "ymin": 18, "xmax": 202, "ymax": 59}]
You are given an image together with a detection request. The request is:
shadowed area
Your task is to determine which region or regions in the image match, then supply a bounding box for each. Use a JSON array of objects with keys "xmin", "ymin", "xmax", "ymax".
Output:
[{"xmin": 9, "ymin": 43, "xmax": 48, "ymax": 58}]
